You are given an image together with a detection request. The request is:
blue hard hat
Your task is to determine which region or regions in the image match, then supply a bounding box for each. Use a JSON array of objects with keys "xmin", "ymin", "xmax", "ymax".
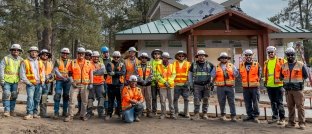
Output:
[{"xmin": 101, "ymin": 46, "xmax": 109, "ymax": 53}]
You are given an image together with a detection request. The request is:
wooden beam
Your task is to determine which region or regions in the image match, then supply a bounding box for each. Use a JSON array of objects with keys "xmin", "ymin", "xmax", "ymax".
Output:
[
  {"xmin": 225, "ymin": 18, "xmax": 230, "ymax": 31},
  {"xmin": 193, "ymin": 35, "xmax": 197, "ymax": 58},
  {"xmin": 193, "ymin": 30, "xmax": 263, "ymax": 35},
  {"xmin": 187, "ymin": 35, "xmax": 193, "ymax": 61},
  {"xmin": 257, "ymin": 34, "xmax": 264, "ymax": 67}
]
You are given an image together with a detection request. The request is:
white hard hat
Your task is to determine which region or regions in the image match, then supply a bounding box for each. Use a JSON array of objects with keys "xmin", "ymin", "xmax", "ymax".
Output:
[
  {"xmin": 243, "ymin": 49, "xmax": 254, "ymax": 55},
  {"xmin": 162, "ymin": 52, "xmax": 171, "ymax": 59},
  {"xmin": 285, "ymin": 47, "xmax": 296, "ymax": 55},
  {"xmin": 92, "ymin": 51, "xmax": 100, "ymax": 57},
  {"xmin": 129, "ymin": 75, "xmax": 138, "ymax": 82},
  {"xmin": 77, "ymin": 47, "xmax": 86, "ymax": 53},
  {"xmin": 266, "ymin": 46, "xmax": 276, "ymax": 52},
  {"xmin": 28, "ymin": 46, "xmax": 39, "ymax": 52},
  {"xmin": 195, "ymin": 50, "xmax": 208, "ymax": 58},
  {"xmin": 61, "ymin": 48, "xmax": 70, "ymax": 54},
  {"xmin": 128, "ymin": 47, "xmax": 138, "ymax": 52},
  {"xmin": 10, "ymin": 44, "xmax": 22, "ymax": 51},
  {"xmin": 219, "ymin": 52, "xmax": 229, "ymax": 57},
  {"xmin": 139, "ymin": 52, "xmax": 151, "ymax": 61},
  {"xmin": 112, "ymin": 51, "xmax": 121, "ymax": 57},
  {"xmin": 86, "ymin": 49, "xmax": 92, "ymax": 54},
  {"xmin": 40, "ymin": 49, "xmax": 49, "ymax": 54}
]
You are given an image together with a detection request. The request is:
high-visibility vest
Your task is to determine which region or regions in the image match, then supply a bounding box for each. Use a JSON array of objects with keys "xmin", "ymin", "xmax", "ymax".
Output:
[
  {"xmin": 24, "ymin": 59, "xmax": 45, "ymax": 85},
  {"xmin": 263, "ymin": 57, "xmax": 284, "ymax": 85},
  {"xmin": 192, "ymin": 61, "xmax": 212, "ymax": 84},
  {"xmin": 106, "ymin": 62, "xmax": 125, "ymax": 84},
  {"xmin": 215, "ymin": 63, "xmax": 235, "ymax": 86},
  {"xmin": 137, "ymin": 64, "xmax": 152, "ymax": 80},
  {"xmin": 92, "ymin": 61, "xmax": 105, "ymax": 84},
  {"xmin": 71, "ymin": 59, "xmax": 92, "ymax": 85},
  {"xmin": 55, "ymin": 58, "xmax": 71, "ymax": 80},
  {"xmin": 281, "ymin": 61, "xmax": 304, "ymax": 84},
  {"xmin": 156, "ymin": 64, "xmax": 175, "ymax": 88},
  {"xmin": 173, "ymin": 60, "xmax": 190, "ymax": 84},
  {"xmin": 3, "ymin": 56, "xmax": 23, "ymax": 83},
  {"xmin": 150, "ymin": 59, "xmax": 162, "ymax": 83},
  {"xmin": 239, "ymin": 62, "xmax": 260, "ymax": 88},
  {"xmin": 42, "ymin": 60, "xmax": 53, "ymax": 75},
  {"xmin": 125, "ymin": 58, "xmax": 140, "ymax": 81},
  {"xmin": 121, "ymin": 86, "xmax": 144, "ymax": 110}
]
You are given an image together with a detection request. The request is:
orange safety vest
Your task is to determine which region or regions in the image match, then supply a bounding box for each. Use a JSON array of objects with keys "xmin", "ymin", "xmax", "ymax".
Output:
[
  {"xmin": 137, "ymin": 64, "xmax": 152, "ymax": 80},
  {"xmin": 157, "ymin": 64, "xmax": 175, "ymax": 88},
  {"xmin": 121, "ymin": 86, "xmax": 144, "ymax": 110},
  {"xmin": 239, "ymin": 62, "xmax": 260, "ymax": 88},
  {"xmin": 55, "ymin": 58, "xmax": 71, "ymax": 80},
  {"xmin": 173, "ymin": 60, "xmax": 190, "ymax": 84},
  {"xmin": 71, "ymin": 59, "xmax": 92, "ymax": 85},
  {"xmin": 125, "ymin": 58, "xmax": 140, "ymax": 81},
  {"xmin": 23, "ymin": 59, "xmax": 45, "ymax": 85},
  {"xmin": 42, "ymin": 60, "xmax": 53, "ymax": 75},
  {"xmin": 281, "ymin": 61, "xmax": 304, "ymax": 84},
  {"xmin": 263, "ymin": 57, "xmax": 284, "ymax": 85},
  {"xmin": 92, "ymin": 62, "xmax": 105, "ymax": 84},
  {"xmin": 215, "ymin": 63, "xmax": 235, "ymax": 86},
  {"xmin": 106, "ymin": 62, "xmax": 125, "ymax": 84}
]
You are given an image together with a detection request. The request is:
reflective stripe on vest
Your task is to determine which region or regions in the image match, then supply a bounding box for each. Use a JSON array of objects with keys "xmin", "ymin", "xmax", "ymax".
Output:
[
  {"xmin": 282, "ymin": 61, "xmax": 304, "ymax": 83},
  {"xmin": 157, "ymin": 64, "xmax": 175, "ymax": 88},
  {"xmin": 121, "ymin": 86, "xmax": 143, "ymax": 110},
  {"xmin": 125, "ymin": 58, "xmax": 140, "ymax": 81},
  {"xmin": 55, "ymin": 59, "xmax": 71, "ymax": 80},
  {"xmin": 264, "ymin": 57, "xmax": 284, "ymax": 85},
  {"xmin": 3, "ymin": 56, "xmax": 22, "ymax": 83},
  {"xmin": 239, "ymin": 62, "xmax": 260, "ymax": 88},
  {"xmin": 93, "ymin": 62, "xmax": 105, "ymax": 84},
  {"xmin": 192, "ymin": 61, "xmax": 211, "ymax": 83},
  {"xmin": 137, "ymin": 64, "xmax": 152, "ymax": 80},
  {"xmin": 24, "ymin": 59, "xmax": 45, "ymax": 84},
  {"xmin": 215, "ymin": 63, "xmax": 235, "ymax": 86},
  {"xmin": 106, "ymin": 62, "xmax": 125, "ymax": 84},
  {"xmin": 71, "ymin": 59, "xmax": 91, "ymax": 85},
  {"xmin": 173, "ymin": 60, "xmax": 190, "ymax": 84}
]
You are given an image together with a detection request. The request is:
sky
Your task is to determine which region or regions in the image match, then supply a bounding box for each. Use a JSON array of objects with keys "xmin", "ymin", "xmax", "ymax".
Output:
[{"xmin": 179, "ymin": 0, "xmax": 288, "ymax": 22}]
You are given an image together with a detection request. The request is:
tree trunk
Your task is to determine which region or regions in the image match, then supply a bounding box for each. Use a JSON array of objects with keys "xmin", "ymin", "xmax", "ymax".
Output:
[
  {"xmin": 34, "ymin": 0, "xmax": 42, "ymax": 47},
  {"xmin": 298, "ymin": 0, "xmax": 304, "ymax": 28},
  {"xmin": 39, "ymin": 0, "xmax": 52, "ymax": 51}
]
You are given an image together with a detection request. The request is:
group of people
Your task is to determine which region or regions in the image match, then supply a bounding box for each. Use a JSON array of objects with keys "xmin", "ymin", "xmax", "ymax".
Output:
[{"xmin": 0, "ymin": 44, "xmax": 308, "ymax": 129}]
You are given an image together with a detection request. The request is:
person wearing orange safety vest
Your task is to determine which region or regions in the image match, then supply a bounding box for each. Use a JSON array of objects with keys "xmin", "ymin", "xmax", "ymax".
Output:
[
  {"xmin": 211, "ymin": 52, "xmax": 238, "ymax": 122},
  {"xmin": 239, "ymin": 49, "xmax": 262, "ymax": 123},
  {"xmin": 64, "ymin": 47, "xmax": 93, "ymax": 122},
  {"xmin": 264, "ymin": 46, "xmax": 286, "ymax": 125},
  {"xmin": 86, "ymin": 51, "xmax": 106, "ymax": 118},
  {"xmin": 172, "ymin": 51, "xmax": 191, "ymax": 118},
  {"xmin": 38, "ymin": 49, "xmax": 54, "ymax": 118},
  {"xmin": 20, "ymin": 46, "xmax": 46, "ymax": 120},
  {"xmin": 124, "ymin": 47, "xmax": 140, "ymax": 85},
  {"xmin": 280, "ymin": 47, "xmax": 308, "ymax": 129},
  {"xmin": 156, "ymin": 52, "xmax": 176, "ymax": 119},
  {"xmin": 0, "ymin": 44, "xmax": 23, "ymax": 117},
  {"xmin": 121, "ymin": 75, "xmax": 144, "ymax": 123},
  {"xmin": 105, "ymin": 51, "xmax": 126, "ymax": 120},
  {"xmin": 53, "ymin": 47, "xmax": 71, "ymax": 119},
  {"xmin": 136, "ymin": 52, "xmax": 153, "ymax": 117}
]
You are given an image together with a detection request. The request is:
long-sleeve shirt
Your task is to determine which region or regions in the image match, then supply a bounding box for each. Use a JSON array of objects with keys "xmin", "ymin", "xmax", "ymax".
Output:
[
  {"xmin": 20, "ymin": 57, "xmax": 45, "ymax": 85},
  {"xmin": 0, "ymin": 54, "xmax": 23, "ymax": 83}
]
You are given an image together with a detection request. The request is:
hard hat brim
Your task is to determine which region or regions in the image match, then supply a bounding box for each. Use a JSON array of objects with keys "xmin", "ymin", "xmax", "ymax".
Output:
[
  {"xmin": 138, "ymin": 56, "xmax": 151, "ymax": 61},
  {"xmin": 9, "ymin": 48, "xmax": 23, "ymax": 52},
  {"xmin": 174, "ymin": 52, "xmax": 187, "ymax": 60},
  {"xmin": 217, "ymin": 56, "xmax": 231, "ymax": 61},
  {"xmin": 27, "ymin": 50, "xmax": 39, "ymax": 53},
  {"xmin": 195, "ymin": 54, "xmax": 208, "ymax": 58}
]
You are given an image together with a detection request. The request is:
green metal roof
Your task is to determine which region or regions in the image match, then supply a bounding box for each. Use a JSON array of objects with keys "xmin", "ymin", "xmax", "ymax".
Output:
[{"xmin": 116, "ymin": 19, "xmax": 199, "ymax": 35}]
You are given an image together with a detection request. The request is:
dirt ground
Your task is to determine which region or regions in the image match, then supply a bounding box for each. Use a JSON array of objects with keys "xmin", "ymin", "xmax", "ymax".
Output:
[{"xmin": 0, "ymin": 104, "xmax": 311, "ymax": 134}]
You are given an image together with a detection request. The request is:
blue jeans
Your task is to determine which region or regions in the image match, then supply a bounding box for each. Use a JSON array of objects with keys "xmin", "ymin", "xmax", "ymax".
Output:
[
  {"xmin": 2, "ymin": 82, "xmax": 18, "ymax": 112},
  {"xmin": 26, "ymin": 84, "xmax": 42, "ymax": 115},
  {"xmin": 103, "ymin": 83, "xmax": 108, "ymax": 109},
  {"xmin": 122, "ymin": 103, "xmax": 144, "ymax": 123},
  {"xmin": 53, "ymin": 80, "xmax": 71, "ymax": 114},
  {"xmin": 243, "ymin": 88, "xmax": 260, "ymax": 118}
]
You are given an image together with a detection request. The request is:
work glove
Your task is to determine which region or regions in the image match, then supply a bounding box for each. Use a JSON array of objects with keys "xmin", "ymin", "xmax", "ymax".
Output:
[
  {"xmin": 143, "ymin": 80, "xmax": 147, "ymax": 86},
  {"xmin": 63, "ymin": 77, "xmax": 69, "ymax": 82},
  {"xmin": 109, "ymin": 71, "xmax": 115, "ymax": 76},
  {"xmin": 165, "ymin": 82, "xmax": 170, "ymax": 88},
  {"xmin": 88, "ymin": 84, "xmax": 93, "ymax": 90}
]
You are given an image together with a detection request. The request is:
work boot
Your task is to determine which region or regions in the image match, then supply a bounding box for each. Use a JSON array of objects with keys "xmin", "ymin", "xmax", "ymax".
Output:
[
  {"xmin": 53, "ymin": 113, "xmax": 60, "ymax": 120},
  {"xmin": 146, "ymin": 113, "xmax": 152, "ymax": 118},
  {"xmin": 33, "ymin": 114, "xmax": 41, "ymax": 119},
  {"xmin": 3, "ymin": 111, "xmax": 10, "ymax": 117},
  {"xmin": 231, "ymin": 116, "xmax": 237, "ymax": 122},
  {"xmin": 277, "ymin": 119, "xmax": 285, "ymax": 126},
  {"xmin": 10, "ymin": 111, "xmax": 17, "ymax": 117},
  {"xmin": 105, "ymin": 115, "xmax": 112, "ymax": 120},
  {"xmin": 243, "ymin": 116, "xmax": 254, "ymax": 122},
  {"xmin": 191, "ymin": 113, "xmax": 200, "ymax": 120},
  {"xmin": 64, "ymin": 116, "xmax": 73, "ymax": 122},
  {"xmin": 23, "ymin": 115, "xmax": 33, "ymax": 120},
  {"xmin": 185, "ymin": 113, "xmax": 190, "ymax": 118},
  {"xmin": 134, "ymin": 117, "xmax": 140, "ymax": 122},
  {"xmin": 253, "ymin": 117, "xmax": 260, "ymax": 123},
  {"xmin": 171, "ymin": 114, "xmax": 177, "ymax": 120},
  {"xmin": 220, "ymin": 115, "xmax": 226, "ymax": 121},
  {"xmin": 285, "ymin": 123, "xmax": 296, "ymax": 128},
  {"xmin": 62, "ymin": 112, "xmax": 68, "ymax": 117},
  {"xmin": 81, "ymin": 116, "xmax": 88, "ymax": 121},
  {"xmin": 159, "ymin": 114, "xmax": 165, "ymax": 119},
  {"xmin": 268, "ymin": 118, "xmax": 279, "ymax": 124},
  {"xmin": 299, "ymin": 124, "xmax": 305, "ymax": 130},
  {"xmin": 202, "ymin": 113, "xmax": 208, "ymax": 120}
]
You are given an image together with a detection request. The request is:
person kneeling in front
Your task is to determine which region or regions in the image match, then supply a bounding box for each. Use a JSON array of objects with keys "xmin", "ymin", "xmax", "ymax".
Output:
[{"xmin": 121, "ymin": 75, "xmax": 144, "ymax": 123}]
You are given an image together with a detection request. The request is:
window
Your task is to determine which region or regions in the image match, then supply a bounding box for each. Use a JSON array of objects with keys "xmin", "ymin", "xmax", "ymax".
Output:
[
  {"xmin": 168, "ymin": 40, "xmax": 182, "ymax": 47},
  {"xmin": 145, "ymin": 41, "xmax": 161, "ymax": 47}
]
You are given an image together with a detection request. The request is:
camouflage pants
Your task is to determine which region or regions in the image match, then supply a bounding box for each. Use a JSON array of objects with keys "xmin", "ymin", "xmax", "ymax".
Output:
[{"xmin": 193, "ymin": 84, "xmax": 210, "ymax": 114}]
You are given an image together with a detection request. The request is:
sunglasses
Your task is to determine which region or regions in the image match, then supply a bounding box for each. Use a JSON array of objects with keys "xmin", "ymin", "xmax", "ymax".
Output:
[
  {"xmin": 141, "ymin": 57, "xmax": 148, "ymax": 59},
  {"xmin": 78, "ymin": 53, "xmax": 85, "ymax": 55},
  {"xmin": 154, "ymin": 53, "xmax": 160, "ymax": 55},
  {"xmin": 245, "ymin": 54, "xmax": 252, "ymax": 57},
  {"xmin": 286, "ymin": 54, "xmax": 295, "ymax": 57},
  {"xmin": 220, "ymin": 57, "xmax": 227, "ymax": 59},
  {"xmin": 42, "ymin": 54, "xmax": 49, "ymax": 56},
  {"xmin": 267, "ymin": 52, "xmax": 274, "ymax": 54},
  {"xmin": 61, "ymin": 53, "xmax": 69, "ymax": 55},
  {"xmin": 113, "ymin": 57, "xmax": 120, "ymax": 59},
  {"xmin": 178, "ymin": 55, "xmax": 185, "ymax": 58},
  {"xmin": 11, "ymin": 49, "xmax": 19, "ymax": 52}
]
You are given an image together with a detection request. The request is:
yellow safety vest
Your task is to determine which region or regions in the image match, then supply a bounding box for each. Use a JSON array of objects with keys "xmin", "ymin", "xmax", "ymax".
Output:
[{"xmin": 3, "ymin": 56, "xmax": 23, "ymax": 83}]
